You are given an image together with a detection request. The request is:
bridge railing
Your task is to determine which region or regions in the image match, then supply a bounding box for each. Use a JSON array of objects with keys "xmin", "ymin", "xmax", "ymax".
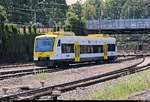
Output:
[{"xmin": 87, "ymin": 19, "xmax": 150, "ymax": 30}]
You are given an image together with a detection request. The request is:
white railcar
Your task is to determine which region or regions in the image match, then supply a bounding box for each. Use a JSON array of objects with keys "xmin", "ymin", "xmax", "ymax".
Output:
[{"xmin": 34, "ymin": 32, "xmax": 117, "ymax": 67}]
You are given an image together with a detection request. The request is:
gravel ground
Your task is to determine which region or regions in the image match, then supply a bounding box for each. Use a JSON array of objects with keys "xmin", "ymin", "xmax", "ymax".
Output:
[
  {"xmin": 59, "ymin": 71, "xmax": 150, "ymax": 100},
  {"xmin": 59, "ymin": 57, "xmax": 150, "ymax": 100},
  {"xmin": 128, "ymin": 89, "xmax": 150, "ymax": 100},
  {"xmin": 59, "ymin": 77, "xmax": 122, "ymax": 100},
  {"xmin": 0, "ymin": 57, "xmax": 147, "ymax": 98},
  {"xmin": 59, "ymin": 72, "xmax": 150, "ymax": 100}
]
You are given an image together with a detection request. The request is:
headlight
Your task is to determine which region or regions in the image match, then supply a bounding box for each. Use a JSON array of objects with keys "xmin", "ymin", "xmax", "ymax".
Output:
[{"xmin": 34, "ymin": 57, "xmax": 38, "ymax": 61}]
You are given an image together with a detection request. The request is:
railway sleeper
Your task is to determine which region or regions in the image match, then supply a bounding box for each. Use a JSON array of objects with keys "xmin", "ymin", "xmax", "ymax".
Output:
[
  {"xmin": 51, "ymin": 89, "xmax": 61, "ymax": 100},
  {"xmin": 2, "ymin": 85, "xmax": 31, "ymax": 95},
  {"xmin": 17, "ymin": 88, "xmax": 61, "ymax": 100}
]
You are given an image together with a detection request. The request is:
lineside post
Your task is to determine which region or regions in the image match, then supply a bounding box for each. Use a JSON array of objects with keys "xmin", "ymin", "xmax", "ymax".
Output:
[
  {"xmin": 51, "ymin": 88, "xmax": 61, "ymax": 100},
  {"xmin": 2, "ymin": 88, "xmax": 8, "ymax": 95}
]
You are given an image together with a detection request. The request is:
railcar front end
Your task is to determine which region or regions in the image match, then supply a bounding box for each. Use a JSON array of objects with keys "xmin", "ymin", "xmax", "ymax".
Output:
[{"xmin": 33, "ymin": 35, "xmax": 58, "ymax": 67}]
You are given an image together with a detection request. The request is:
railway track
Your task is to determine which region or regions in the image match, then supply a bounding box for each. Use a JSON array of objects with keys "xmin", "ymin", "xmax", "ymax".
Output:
[
  {"xmin": 0, "ymin": 55, "xmax": 143, "ymax": 81},
  {"xmin": 0, "ymin": 54, "xmax": 149, "ymax": 69},
  {"xmin": 0, "ymin": 63, "xmax": 34, "ymax": 69},
  {"xmin": 0, "ymin": 57, "xmax": 149, "ymax": 101}
]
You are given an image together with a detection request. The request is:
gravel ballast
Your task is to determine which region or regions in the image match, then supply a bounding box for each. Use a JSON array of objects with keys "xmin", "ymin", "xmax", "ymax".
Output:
[{"xmin": 0, "ymin": 57, "xmax": 148, "ymax": 99}]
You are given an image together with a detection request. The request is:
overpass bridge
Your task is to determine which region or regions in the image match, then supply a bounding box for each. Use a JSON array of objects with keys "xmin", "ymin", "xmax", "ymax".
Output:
[{"xmin": 86, "ymin": 19, "xmax": 150, "ymax": 34}]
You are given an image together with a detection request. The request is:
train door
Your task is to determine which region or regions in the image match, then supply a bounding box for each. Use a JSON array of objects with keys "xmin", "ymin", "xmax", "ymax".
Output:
[
  {"xmin": 103, "ymin": 43, "xmax": 108, "ymax": 61},
  {"xmin": 74, "ymin": 42, "xmax": 80, "ymax": 62}
]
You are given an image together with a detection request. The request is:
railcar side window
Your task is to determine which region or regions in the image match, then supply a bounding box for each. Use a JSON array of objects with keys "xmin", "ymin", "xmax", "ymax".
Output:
[
  {"xmin": 62, "ymin": 44, "xmax": 74, "ymax": 53},
  {"xmin": 108, "ymin": 44, "xmax": 116, "ymax": 51},
  {"xmin": 80, "ymin": 45, "xmax": 86, "ymax": 54},
  {"xmin": 80, "ymin": 45, "xmax": 103, "ymax": 54},
  {"xmin": 96, "ymin": 45, "xmax": 103, "ymax": 53}
]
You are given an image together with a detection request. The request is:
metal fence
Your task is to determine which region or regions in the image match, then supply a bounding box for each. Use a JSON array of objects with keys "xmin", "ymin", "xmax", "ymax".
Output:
[
  {"xmin": 87, "ymin": 19, "xmax": 150, "ymax": 30},
  {"xmin": 17, "ymin": 25, "xmax": 65, "ymax": 34}
]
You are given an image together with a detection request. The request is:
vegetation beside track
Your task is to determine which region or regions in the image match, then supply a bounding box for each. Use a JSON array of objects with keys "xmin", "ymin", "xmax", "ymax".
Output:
[
  {"xmin": 0, "ymin": 24, "xmax": 39, "ymax": 63},
  {"xmin": 92, "ymin": 68, "xmax": 150, "ymax": 100}
]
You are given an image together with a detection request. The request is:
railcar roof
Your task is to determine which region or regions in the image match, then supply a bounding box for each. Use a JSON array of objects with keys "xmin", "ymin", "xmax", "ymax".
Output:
[
  {"xmin": 59, "ymin": 35, "xmax": 114, "ymax": 38},
  {"xmin": 36, "ymin": 35, "xmax": 115, "ymax": 38},
  {"xmin": 35, "ymin": 32, "xmax": 115, "ymax": 39},
  {"xmin": 36, "ymin": 34, "xmax": 57, "ymax": 38}
]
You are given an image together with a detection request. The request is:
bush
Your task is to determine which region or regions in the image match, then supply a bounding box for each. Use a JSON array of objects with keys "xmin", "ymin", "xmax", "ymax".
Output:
[{"xmin": 0, "ymin": 23, "xmax": 37, "ymax": 63}]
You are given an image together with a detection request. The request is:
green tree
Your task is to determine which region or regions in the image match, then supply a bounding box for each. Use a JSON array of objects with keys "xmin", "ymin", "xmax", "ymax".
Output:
[
  {"xmin": 64, "ymin": 11, "xmax": 79, "ymax": 33},
  {"xmin": 36, "ymin": 0, "xmax": 68, "ymax": 26},
  {"xmin": 101, "ymin": 0, "xmax": 126, "ymax": 19},
  {"xmin": 0, "ymin": 0, "xmax": 68, "ymax": 25},
  {"xmin": 64, "ymin": 2, "xmax": 85, "ymax": 35},
  {"xmin": 120, "ymin": 0, "xmax": 146, "ymax": 19},
  {"xmin": 0, "ymin": 5, "xmax": 7, "ymax": 23},
  {"xmin": 82, "ymin": 0, "xmax": 97, "ymax": 20},
  {"xmin": 64, "ymin": 11, "xmax": 85, "ymax": 35}
]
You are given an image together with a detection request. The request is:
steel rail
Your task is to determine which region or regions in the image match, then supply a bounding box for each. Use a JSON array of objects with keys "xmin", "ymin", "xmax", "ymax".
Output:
[
  {"xmin": 0, "ymin": 64, "xmax": 34, "ymax": 69},
  {"xmin": 0, "ymin": 54, "xmax": 149, "ymax": 69},
  {"xmin": 0, "ymin": 68, "xmax": 63, "ymax": 80},
  {"xmin": 21, "ymin": 60, "xmax": 150, "ymax": 100},
  {"xmin": 0, "ymin": 56, "xmax": 141, "ymax": 81},
  {"xmin": 0, "ymin": 57, "xmax": 147, "ymax": 101},
  {"xmin": 14, "ymin": 63, "xmax": 150, "ymax": 100}
]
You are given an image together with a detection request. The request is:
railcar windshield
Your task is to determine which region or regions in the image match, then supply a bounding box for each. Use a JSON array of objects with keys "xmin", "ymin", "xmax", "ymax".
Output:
[{"xmin": 35, "ymin": 37, "xmax": 55, "ymax": 52}]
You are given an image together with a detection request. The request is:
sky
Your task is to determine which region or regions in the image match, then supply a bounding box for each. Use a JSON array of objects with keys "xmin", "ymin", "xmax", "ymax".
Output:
[{"xmin": 66, "ymin": 0, "xmax": 86, "ymax": 5}]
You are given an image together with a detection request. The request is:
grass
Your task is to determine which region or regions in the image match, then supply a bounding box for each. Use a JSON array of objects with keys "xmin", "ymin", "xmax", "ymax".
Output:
[
  {"xmin": 33, "ymin": 69, "xmax": 47, "ymax": 82},
  {"xmin": 92, "ymin": 69, "xmax": 150, "ymax": 100},
  {"xmin": 33, "ymin": 69, "xmax": 56, "ymax": 85}
]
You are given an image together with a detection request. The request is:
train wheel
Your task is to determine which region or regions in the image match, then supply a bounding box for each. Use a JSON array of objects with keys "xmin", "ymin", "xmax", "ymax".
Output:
[
  {"xmin": 104, "ymin": 60, "xmax": 108, "ymax": 64},
  {"xmin": 47, "ymin": 63, "xmax": 57, "ymax": 68},
  {"xmin": 108, "ymin": 60, "xmax": 114, "ymax": 63},
  {"xmin": 58, "ymin": 63, "xmax": 69, "ymax": 69},
  {"xmin": 108, "ymin": 57, "xmax": 116, "ymax": 63},
  {"xmin": 64, "ymin": 63, "xmax": 69, "ymax": 69},
  {"xmin": 95, "ymin": 60, "xmax": 104, "ymax": 64},
  {"xmin": 47, "ymin": 65, "xmax": 53, "ymax": 68}
]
